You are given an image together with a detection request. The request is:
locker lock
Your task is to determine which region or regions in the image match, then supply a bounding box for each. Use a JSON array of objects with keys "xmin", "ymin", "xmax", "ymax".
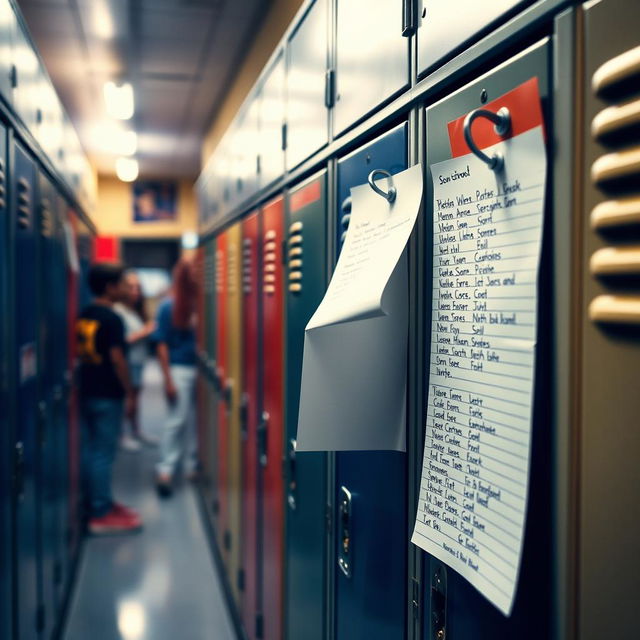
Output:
[
  {"xmin": 286, "ymin": 439, "xmax": 297, "ymax": 510},
  {"xmin": 258, "ymin": 411, "xmax": 269, "ymax": 467},
  {"xmin": 240, "ymin": 393, "xmax": 249, "ymax": 440},
  {"xmin": 338, "ymin": 486, "xmax": 352, "ymax": 578}
]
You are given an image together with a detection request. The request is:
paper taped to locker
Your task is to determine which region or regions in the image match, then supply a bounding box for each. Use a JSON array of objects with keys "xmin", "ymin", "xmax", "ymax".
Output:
[{"xmin": 296, "ymin": 164, "xmax": 423, "ymax": 451}]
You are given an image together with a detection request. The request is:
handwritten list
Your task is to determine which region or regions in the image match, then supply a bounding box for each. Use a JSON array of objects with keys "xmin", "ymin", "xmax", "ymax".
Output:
[{"xmin": 412, "ymin": 126, "xmax": 547, "ymax": 615}]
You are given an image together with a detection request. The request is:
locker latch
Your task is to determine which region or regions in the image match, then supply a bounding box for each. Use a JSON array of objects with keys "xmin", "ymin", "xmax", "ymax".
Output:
[
  {"xmin": 430, "ymin": 563, "xmax": 447, "ymax": 640},
  {"xmin": 402, "ymin": 0, "xmax": 420, "ymax": 36},
  {"xmin": 286, "ymin": 438, "xmax": 297, "ymax": 510},
  {"xmin": 258, "ymin": 411, "xmax": 269, "ymax": 467},
  {"xmin": 338, "ymin": 486, "xmax": 352, "ymax": 578}
]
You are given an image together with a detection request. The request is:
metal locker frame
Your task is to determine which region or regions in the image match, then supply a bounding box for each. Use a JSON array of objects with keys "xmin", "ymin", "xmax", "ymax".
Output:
[
  {"xmin": 259, "ymin": 195, "xmax": 285, "ymax": 640},
  {"xmin": 216, "ymin": 231, "xmax": 230, "ymax": 557},
  {"xmin": 418, "ymin": 39, "xmax": 555, "ymax": 640},
  {"xmin": 333, "ymin": 123, "xmax": 409, "ymax": 640},
  {"xmin": 259, "ymin": 54, "xmax": 286, "ymax": 190},
  {"xmin": 12, "ymin": 139, "xmax": 42, "ymax": 639},
  {"xmin": 285, "ymin": 0, "xmax": 330, "ymax": 172},
  {"xmin": 333, "ymin": 0, "xmax": 409, "ymax": 136},
  {"xmin": 284, "ymin": 170, "xmax": 329, "ymax": 640},
  {"xmin": 576, "ymin": 0, "xmax": 640, "ymax": 637},
  {"xmin": 226, "ymin": 222, "xmax": 244, "ymax": 607},
  {"xmin": 416, "ymin": 0, "xmax": 531, "ymax": 78},
  {"xmin": 241, "ymin": 210, "xmax": 261, "ymax": 640}
]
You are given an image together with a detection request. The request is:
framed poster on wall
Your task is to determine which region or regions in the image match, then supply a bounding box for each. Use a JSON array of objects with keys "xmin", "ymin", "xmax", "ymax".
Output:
[{"xmin": 133, "ymin": 181, "xmax": 178, "ymax": 222}]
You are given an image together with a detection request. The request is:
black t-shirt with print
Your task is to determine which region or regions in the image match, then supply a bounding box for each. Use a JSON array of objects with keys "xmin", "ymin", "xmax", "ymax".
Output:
[{"xmin": 77, "ymin": 303, "xmax": 127, "ymax": 398}]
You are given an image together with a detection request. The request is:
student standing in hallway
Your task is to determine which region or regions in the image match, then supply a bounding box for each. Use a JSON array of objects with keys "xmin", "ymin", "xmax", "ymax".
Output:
[
  {"xmin": 154, "ymin": 257, "xmax": 199, "ymax": 496},
  {"xmin": 114, "ymin": 270, "xmax": 156, "ymax": 451},
  {"xmin": 76, "ymin": 263, "xmax": 143, "ymax": 534}
]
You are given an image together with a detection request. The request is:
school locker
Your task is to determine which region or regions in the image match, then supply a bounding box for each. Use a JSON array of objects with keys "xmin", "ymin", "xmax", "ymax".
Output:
[
  {"xmin": 37, "ymin": 171, "xmax": 59, "ymax": 639},
  {"xmin": 333, "ymin": 0, "xmax": 408, "ymax": 136},
  {"xmin": 284, "ymin": 173, "xmax": 328, "ymax": 640},
  {"xmin": 420, "ymin": 40, "xmax": 553, "ymax": 640},
  {"xmin": 416, "ymin": 0, "xmax": 530, "ymax": 77},
  {"xmin": 285, "ymin": 0, "xmax": 329, "ymax": 171},
  {"xmin": 334, "ymin": 124, "xmax": 408, "ymax": 640},
  {"xmin": 0, "ymin": 118, "xmax": 11, "ymax": 640},
  {"xmin": 259, "ymin": 196, "xmax": 285, "ymax": 640},
  {"xmin": 226, "ymin": 222, "xmax": 244, "ymax": 607},
  {"xmin": 215, "ymin": 232, "xmax": 230, "ymax": 555},
  {"xmin": 259, "ymin": 54, "xmax": 286, "ymax": 189},
  {"xmin": 579, "ymin": 0, "xmax": 640, "ymax": 636},
  {"xmin": 13, "ymin": 140, "xmax": 41, "ymax": 639},
  {"xmin": 196, "ymin": 246, "xmax": 208, "ymax": 486},
  {"xmin": 241, "ymin": 211, "xmax": 261, "ymax": 640},
  {"xmin": 0, "ymin": 0, "xmax": 15, "ymax": 105}
]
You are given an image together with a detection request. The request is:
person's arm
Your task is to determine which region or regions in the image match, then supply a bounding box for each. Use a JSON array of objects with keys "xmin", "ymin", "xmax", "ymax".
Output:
[
  {"xmin": 126, "ymin": 321, "xmax": 156, "ymax": 344},
  {"xmin": 157, "ymin": 342, "xmax": 177, "ymax": 403}
]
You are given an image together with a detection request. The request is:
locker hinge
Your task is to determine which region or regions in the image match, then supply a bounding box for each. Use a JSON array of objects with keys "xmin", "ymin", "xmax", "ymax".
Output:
[
  {"xmin": 402, "ymin": 0, "xmax": 420, "ymax": 37},
  {"xmin": 411, "ymin": 577, "xmax": 420, "ymax": 619},
  {"xmin": 224, "ymin": 530, "xmax": 231, "ymax": 551},
  {"xmin": 36, "ymin": 604, "xmax": 45, "ymax": 632},
  {"xmin": 325, "ymin": 504, "xmax": 333, "ymax": 534},
  {"xmin": 324, "ymin": 68, "xmax": 336, "ymax": 109},
  {"xmin": 255, "ymin": 613, "xmax": 264, "ymax": 639},
  {"xmin": 237, "ymin": 568, "xmax": 245, "ymax": 592},
  {"xmin": 54, "ymin": 560, "xmax": 63, "ymax": 585},
  {"xmin": 281, "ymin": 123, "xmax": 288, "ymax": 151}
]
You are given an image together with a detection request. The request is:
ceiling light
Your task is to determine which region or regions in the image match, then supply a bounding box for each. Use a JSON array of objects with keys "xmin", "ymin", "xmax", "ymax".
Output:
[
  {"xmin": 182, "ymin": 231, "xmax": 199, "ymax": 249},
  {"xmin": 91, "ymin": 123, "xmax": 137, "ymax": 156},
  {"xmin": 116, "ymin": 157, "xmax": 138, "ymax": 182},
  {"xmin": 104, "ymin": 81, "xmax": 134, "ymax": 120}
]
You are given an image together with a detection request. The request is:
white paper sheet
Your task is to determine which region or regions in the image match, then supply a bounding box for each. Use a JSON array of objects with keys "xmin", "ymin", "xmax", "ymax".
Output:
[
  {"xmin": 411, "ymin": 126, "xmax": 547, "ymax": 616},
  {"xmin": 296, "ymin": 164, "xmax": 423, "ymax": 451}
]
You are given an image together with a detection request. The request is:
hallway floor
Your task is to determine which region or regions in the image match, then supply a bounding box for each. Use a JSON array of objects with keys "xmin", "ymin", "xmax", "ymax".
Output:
[{"xmin": 64, "ymin": 363, "xmax": 236, "ymax": 640}]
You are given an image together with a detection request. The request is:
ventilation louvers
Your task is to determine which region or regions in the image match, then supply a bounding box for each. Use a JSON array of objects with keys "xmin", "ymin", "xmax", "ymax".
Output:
[
  {"xmin": 17, "ymin": 177, "xmax": 31, "ymax": 230},
  {"xmin": 263, "ymin": 229, "xmax": 277, "ymax": 295},
  {"xmin": 589, "ymin": 45, "xmax": 640, "ymax": 326},
  {"xmin": 40, "ymin": 198, "xmax": 53, "ymax": 237},
  {"xmin": 288, "ymin": 220, "xmax": 303, "ymax": 294},
  {"xmin": 242, "ymin": 237, "xmax": 252, "ymax": 295},
  {"xmin": 0, "ymin": 158, "xmax": 6, "ymax": 210}
]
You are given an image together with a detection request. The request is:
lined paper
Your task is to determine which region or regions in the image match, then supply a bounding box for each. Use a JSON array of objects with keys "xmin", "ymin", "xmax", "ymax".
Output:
[{"xmin": 412, "ymin": 126, "xmax": 546, "ymax": 615}]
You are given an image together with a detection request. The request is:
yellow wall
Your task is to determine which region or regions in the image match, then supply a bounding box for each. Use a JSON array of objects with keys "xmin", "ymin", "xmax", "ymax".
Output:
[
  {"xmin": 95, "ymin": 176, "xmax": 198, "ymax": 238},
  {"xmin": 201, "ymin": 0, "xmax": 305, "ymax": 165}
]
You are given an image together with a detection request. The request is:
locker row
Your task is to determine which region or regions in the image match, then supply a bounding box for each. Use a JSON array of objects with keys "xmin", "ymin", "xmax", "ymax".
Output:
[
  {"xmin": 195, "ymin": 1, "xmax": 640, "ymax": 639},
  {"xmin": 0, "ymin": 0, "xmax": 96, "ymax": 215},
  {"xmin": 1, "ymin": 47, "xmax": 96, "ymax": 640},
  {"xmin": 198, "ymin": 0, "xmax": 550, "ymax": 228}
]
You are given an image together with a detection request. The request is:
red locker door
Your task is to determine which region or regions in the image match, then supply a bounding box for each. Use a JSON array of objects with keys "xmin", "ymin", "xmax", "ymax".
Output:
[
  {"xmin": 260, "ymin": 196, "xmax": 285, "ymax": 640},
  {"xmin": 196, "ymin": 246, "xmax": 208, "ymax": 477},
  {"xmin": 241, "ymin": 211, "xmax": 260, "ymax": 640},
  {"xmin": 215, "ymin": 233, "xmax": 229, "ymax": 555}
]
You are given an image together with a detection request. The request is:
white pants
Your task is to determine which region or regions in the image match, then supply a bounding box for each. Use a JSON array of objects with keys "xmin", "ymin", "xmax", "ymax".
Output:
[{"xmin": 157, "ymin": 365, "xmax": 198, "ymax": 477}]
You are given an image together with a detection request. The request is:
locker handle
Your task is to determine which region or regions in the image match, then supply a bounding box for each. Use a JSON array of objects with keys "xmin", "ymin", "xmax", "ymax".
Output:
[
  {"xmin": 338, "ymin": 486, "xmax": 352, "ymax": 578},
  {"xmin": 287, "ymin": 438, "xmax": 297, "ymax": 510},
  {"xmin": 14, "ymin": 442, "xmax": 25, "ymax": 499},
  {"xmin": 240, "ymin": 393, "xmax": 249, "ymax": 440},
  {"xmin": 258, "ymin": 411, "xmax": 269, "ymax": 467},
  {"xmin": 463, "ymin": 107, "xmax": 511, "ymax": 171}
]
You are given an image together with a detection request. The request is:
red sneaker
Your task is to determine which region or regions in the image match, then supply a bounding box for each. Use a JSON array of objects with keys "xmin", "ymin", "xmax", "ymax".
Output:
[
  {"xmin": 88, "ymin": 508, "xmax": 143, "ymax": 535},
  {"xmin": 113, "ymin": 502, "xmax": 139, "ymax": 519}
]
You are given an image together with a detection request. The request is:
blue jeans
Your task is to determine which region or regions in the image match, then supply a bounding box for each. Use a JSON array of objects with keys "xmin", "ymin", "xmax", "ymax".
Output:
[
  {"xmin": 81, "ymin": 397, "xmax": 124, "ymax": 517},
  {"xmin": 157, "ymin": 365, "xmax": 197, "ymax": 477}
]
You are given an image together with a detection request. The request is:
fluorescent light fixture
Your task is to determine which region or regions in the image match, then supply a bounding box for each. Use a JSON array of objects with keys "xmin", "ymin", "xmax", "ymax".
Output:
[
  {"xmin": 91, "ymin": 123, "xmax": 137, "ymax": 156},
  {"xmin": 104, "ymin": 81, "xmax": 134, "ymax": 120},
  {"xmin": 116, "ymin": 157, "xmax": 138, "ymax": 182},
  {"xmin": 182, "ymin": 231, "xmax": 199, "ymax": 249}
]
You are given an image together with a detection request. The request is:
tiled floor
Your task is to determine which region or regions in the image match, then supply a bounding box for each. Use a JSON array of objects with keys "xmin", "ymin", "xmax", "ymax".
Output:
[{"xmin": 64, "ymin": 363, "xmax": 236, "ymax": 640}]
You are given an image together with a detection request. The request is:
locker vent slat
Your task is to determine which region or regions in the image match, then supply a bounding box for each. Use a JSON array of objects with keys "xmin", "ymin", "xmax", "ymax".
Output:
[
  {"xmin": 263, "ymin": 229, "xmax": 278, "ymax": 296},
  {"xmin": 242, "ymin": 238, "xmax": 253, "ymax": 295},
  {"xmin": 227, "ymin": 242, "xmax": 238, "ymax": 295},
  {"xmin": 17, "ymin": 177, "xmax": 31, "ymax": 230},
  {"xmin": 0, "ymin": 158, "xmax": 5, "ymax": 209},
  {"xmin": 590, "ymin": 46, "xmax": 640, "ymax": 327},
  {"xmin": 287, "ymin": 220, "xmax": 303, "ymax": 294}
]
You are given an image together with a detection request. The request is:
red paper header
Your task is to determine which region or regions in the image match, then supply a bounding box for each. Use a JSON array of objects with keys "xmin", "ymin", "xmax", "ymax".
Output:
[{"xmin": 448, "ymin": 77, "xmax": 545, "ymax": 158}]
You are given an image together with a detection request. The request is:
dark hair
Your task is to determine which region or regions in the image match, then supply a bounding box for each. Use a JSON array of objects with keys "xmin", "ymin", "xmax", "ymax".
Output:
[
  {"xmin": 88, "ymin": 262, "xmax": 125, "ymax": 296},
  {"xmin": 171, "ymin": 258, "xmax": 198, "ymax": 329},
  {"xmin": 124, "ymin": 270, "xmax": 148, "ymax": 322}
]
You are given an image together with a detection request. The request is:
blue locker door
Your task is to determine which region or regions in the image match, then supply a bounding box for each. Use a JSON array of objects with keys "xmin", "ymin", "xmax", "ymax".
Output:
[
  {"xmin": 0, "ymin": 118, "xmax": 12, "ymax": 640},
  {"xmin": 334, "ymin": 124, "xmax": 408, "ymax": 640},
  {"xmin": 13, "ymin": 141, "xmax": 42, "ymax": 640}
]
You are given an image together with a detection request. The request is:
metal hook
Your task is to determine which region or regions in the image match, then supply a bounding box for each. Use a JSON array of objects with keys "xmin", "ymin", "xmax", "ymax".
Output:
[
  {"xmin": 367, "ymin": 169, "xmax": 397, "ymax": 203},
  {"xmin": 463, "ymin": 107, "xmax": 511, "ymax": 171}
]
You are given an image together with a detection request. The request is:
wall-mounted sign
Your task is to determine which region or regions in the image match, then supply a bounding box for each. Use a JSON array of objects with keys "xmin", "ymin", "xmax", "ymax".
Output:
[{"xmin": 133, "ymin": 181, "xmax": 178, "ymax": 222}]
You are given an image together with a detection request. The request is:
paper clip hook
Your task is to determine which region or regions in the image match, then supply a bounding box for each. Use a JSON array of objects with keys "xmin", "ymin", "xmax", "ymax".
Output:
[
  {"xmin": 463, "ymin": 107, "xmax": 511, "ymax": 172},
  {"xmin": 367, "ymin": 169, "xmax": 397, "ymax": 203}
]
